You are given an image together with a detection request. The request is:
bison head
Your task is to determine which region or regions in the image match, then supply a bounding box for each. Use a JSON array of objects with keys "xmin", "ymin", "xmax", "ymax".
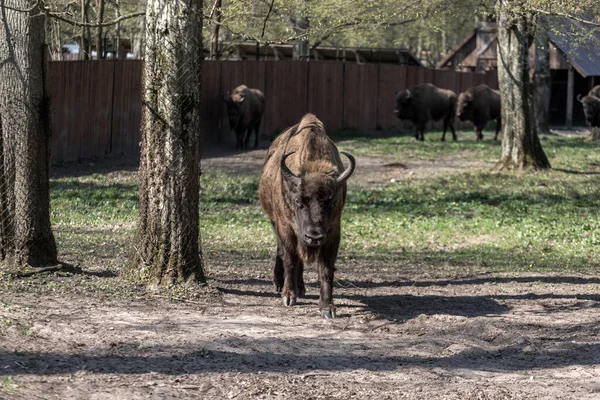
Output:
[
  {"xmin": 456, "ymin": 92, "xmax": 474, "ymax": 121},
  {"xmin": 222, "ymin": 91, "xmax": 246, "ymax": 130},
  {"xmin": 281, "ymin": 151, "xmax": 355, "ymax": 248},
  {"xmin": 394, "ymin": 89, "xmax": 414, "ymax": 120},
  {"xmin": 579, "ymin": 95, "xmax": 600, "ymax": 127}
]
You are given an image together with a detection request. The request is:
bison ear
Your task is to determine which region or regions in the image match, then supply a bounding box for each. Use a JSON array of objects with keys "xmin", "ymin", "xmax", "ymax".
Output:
[
  {"xmin": 336, "ymin": 151, "xmax": 356, "ymax": 184},
  {"xmin": 281, "ymin": 152, "xmax": 301, "ymax": 189}
]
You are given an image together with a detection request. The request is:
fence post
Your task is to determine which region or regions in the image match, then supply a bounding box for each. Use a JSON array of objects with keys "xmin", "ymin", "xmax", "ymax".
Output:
[{"xmin": 109, "ymin": 59, "xmax": 117, "ymax": 155}]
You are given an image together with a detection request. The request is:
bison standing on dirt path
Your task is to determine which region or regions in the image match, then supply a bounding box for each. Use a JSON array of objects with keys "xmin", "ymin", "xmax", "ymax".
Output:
[
  {"xmin": 394, "ymin": 83, "xmax": 457, "ymax": 141},
  {"xmin": 222, "ymin": 85, "xmax": 265, "ymax": 150},
  {"xmin": 258, "ymin": 114, "xmax": 355, "ymax": 318},
  {"xmin": 456, "ymin": 84, "xmax": 501, "ymax": 141}
]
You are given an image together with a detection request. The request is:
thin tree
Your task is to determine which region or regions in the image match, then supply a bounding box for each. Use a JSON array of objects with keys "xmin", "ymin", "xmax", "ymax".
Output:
[
  {"xmin": 209, "ymin": 0, "xmax": 221, "ymax": 59},
  {"xmin": 0, "ymin": 0, "xmax": 58, "ymax": 267},
  {"xmin": 95, "ymin": 0, "xmax": 105, "ymax": 58},
  {"xmin": 134, "ymin": 0, "xmax": 205, "ymax": 284},
  {"xmin": 495, "ymin": 0, "xmax": 550, "ymax": 170}
]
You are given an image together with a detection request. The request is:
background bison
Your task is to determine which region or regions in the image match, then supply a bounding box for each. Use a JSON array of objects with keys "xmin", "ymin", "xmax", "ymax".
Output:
[
  {"xmin": 258, "ymin": 113, "xmax": 355, "ymax": 318},
  {"xmin": 222, "ymin": 85, "xmax": 265, "ymax": 150},
  {"xmin": 456, "ymin": 84, "xmax": 501, "ymax": 140},
  {"xmin": 394, "ymin": 83, "xmax": 457, "ymax": 141}
]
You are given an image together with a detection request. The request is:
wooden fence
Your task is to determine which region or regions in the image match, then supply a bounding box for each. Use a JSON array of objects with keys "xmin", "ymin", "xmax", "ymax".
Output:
[{"xmin": 46, "ymin": 60, "xmax": 498, "ymax": 163}]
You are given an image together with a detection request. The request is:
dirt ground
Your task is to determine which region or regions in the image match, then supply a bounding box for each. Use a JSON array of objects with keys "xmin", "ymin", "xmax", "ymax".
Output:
[{"xmin": 3, "ymin": 144, "xmax": 600, "ymax": 400}]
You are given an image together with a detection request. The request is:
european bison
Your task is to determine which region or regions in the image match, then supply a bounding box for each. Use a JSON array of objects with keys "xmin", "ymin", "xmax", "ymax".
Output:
[
  {"xmin": 258, "ymin": 113, "xmax": 355, "ymax": 318},
  {"xmin": 456, "ymin": 84, "xmax": 501, "ymax": 140},
  {"xmin": 577, "ymin": 93, "xmax": 600, "ymax": 128},
  {"xmin": 394, "ymin": 83, "xmax": 457, "ymax": 141},
  {"xmin": 222, "ymin": 85, "xmax": 265, "ymax": 150}
]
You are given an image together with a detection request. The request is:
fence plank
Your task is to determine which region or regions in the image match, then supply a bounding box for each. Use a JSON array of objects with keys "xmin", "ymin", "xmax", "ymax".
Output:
[
  {"xmin": 111, "ymin": 60, "xmax": 142, "ymax": 156},
  {"xmin": 306, "ymin": 62, "xmax": 344, "ymax": 132},
  {"xmin": 264, "ymin": 61, "xmax": 308, "ymax": 137},
  {"xmin": 343, "ymin": 63, "xmax": 378, "ymax": 131},
  {"xmin": 377, "ymin": 64, "xmax": 407, "ymax": 130},
  {"xmin": 47, "ymin": 60, "xmax": 500, "ymax": 162},
  {"xmin": 201, "ymin": 61, "xmax": 223, "ymax": 147}
]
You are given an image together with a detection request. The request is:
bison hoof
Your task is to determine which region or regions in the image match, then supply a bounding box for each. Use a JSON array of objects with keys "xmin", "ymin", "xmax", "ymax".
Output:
[
  {"xmin": 320, "ymin": 305, "xmax": 337, "ymax": 319},
  {"xmin": 274, "ymin": 283, "xmax": 283, "ymax": 293},
  {"xmin": 440, "ymin": 137, "xmax": 445, "ymax": 142},
  {"xmin": 282, "ymin": 296, "xmax": 297, "ymax": 307}
]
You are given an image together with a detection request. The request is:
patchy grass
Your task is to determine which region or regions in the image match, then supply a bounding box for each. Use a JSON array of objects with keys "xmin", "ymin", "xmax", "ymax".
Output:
[{"xmin": 2, "ymin": 132, "xmax": 600, "ymax": 297}]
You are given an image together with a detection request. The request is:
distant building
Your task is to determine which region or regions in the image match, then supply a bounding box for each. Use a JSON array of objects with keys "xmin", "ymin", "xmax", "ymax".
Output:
[{"xmin": 437, "ymin": 19, "xmax": 600, "ymax": 127}]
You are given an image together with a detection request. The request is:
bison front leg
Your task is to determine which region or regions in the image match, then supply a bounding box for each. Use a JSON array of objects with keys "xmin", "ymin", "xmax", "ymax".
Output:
[
  {"xmin": 494, "ymin": 119, "xmax": 501, "ymax": 140},
  {"xmin": 296, "ymin": 261, "xmax": 306, "ymax": 297},
  {"xmin": 318, "ymin": 237, "xmax": 340, "ymax": 318},
  {"xmin": 281, "ymin": 250, "xmax": 300, "ymax": 307},
  {"xmin": 273, "ymin": 244, "xmax": 284, "ymax": 293}
]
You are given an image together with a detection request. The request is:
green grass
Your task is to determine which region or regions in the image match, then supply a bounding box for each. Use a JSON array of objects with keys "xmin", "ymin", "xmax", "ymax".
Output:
[{"xmin": 33, "ymin": 132, "xmax": 600, "ymax": 283}]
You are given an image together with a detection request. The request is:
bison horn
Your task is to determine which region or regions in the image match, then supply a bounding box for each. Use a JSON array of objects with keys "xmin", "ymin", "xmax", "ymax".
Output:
[
  {"xmin": 336, "ymin": 151, "xmax": 356, "ymax": 184},
  {"xmin": 577, "ymin": 94, "xmax": 584, "ymax": 103},
  {"xmin": 406, "ymin": 89, "xmax": 411, "ymax": 99},
  {"xmin": 281, "ymin": 152, "xmax": 301, "ymax": 185}
]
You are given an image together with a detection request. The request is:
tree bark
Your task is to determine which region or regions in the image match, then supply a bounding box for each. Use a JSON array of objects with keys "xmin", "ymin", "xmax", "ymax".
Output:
[
  {"xmin": 0, "ymin": 0, "xmax": 58, "ymax": 267},
  {"xmin": 95, "ymin": 0, "xmax": 105, "ymax": 59},
  {"xmin": 209, "ymin": 0, "xmax": 221, "ymax": 60},
  {"xmin": 533, "ymin": 16, "xmax": 551, "ymax": 134},
  {"xmin": 79, "ymin": 0, "xmax": 88, "ymax": 60},
  {"xmin": 496, "ymin": 1, "xmax": 550, "ymax": 170},
  {"xmin": 135, "ymin": 0, "xmax": 205, "ymax": 284}
]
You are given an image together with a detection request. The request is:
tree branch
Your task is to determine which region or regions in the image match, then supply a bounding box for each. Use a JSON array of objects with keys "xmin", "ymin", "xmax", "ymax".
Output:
[
  {"xmin": 530, "ymin": 8, "xmax": 600, "ymax": 28},
  {"xmin": 0, "ymin": 0, "xmax": 144, "ymax": 28},
  {"xmin": 260, "ymin": 0, "xmax": 275, "ymax": 40}
]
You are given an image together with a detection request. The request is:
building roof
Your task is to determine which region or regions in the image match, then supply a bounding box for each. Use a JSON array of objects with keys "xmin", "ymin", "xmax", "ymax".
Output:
[
  {"xmin": 547, "ymin": 17, "xmax": 600, "ymax": 78},
  {"xmin": 218, "ymin": 43, "xmax": 422, "ymax": 66},
  {"xmin": 438, "ymin": 18, "xmax": 600, "ymax": 77}
]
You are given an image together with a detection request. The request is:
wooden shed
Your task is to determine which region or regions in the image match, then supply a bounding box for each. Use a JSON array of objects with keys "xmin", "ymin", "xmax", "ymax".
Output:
[{"xmin": 437, "ymin": 19, "xmax": 600, "ymax": 127}]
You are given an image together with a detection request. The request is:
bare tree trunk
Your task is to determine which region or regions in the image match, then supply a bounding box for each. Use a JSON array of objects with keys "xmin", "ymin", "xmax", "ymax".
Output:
[
  {"xmin": 95, "ymin": 0, "xmax": 105, "ymax": 59},
  {"xmin": 79, "ymin": 0, "xmax": 87, "ymax": 59},
  {"xmin": 291, "ymin": 1, "xmax": 309, "ymax": 60},
  {"xmin": 495, "ymin": 1, "xmax": 550, "ymax": 170},
  {"xmin": 533, "ymin": 16, "xmax": 551, "ymax": 134},
  {"xmin": 0, "ymin": 0, "xmax": 58, "ymax": 267},
  {"xmin": 210, "ymin": 0, "xmax": 222, "ymax": 60},
  {"xmin": 115, "ymin": 0, "xmax": 120, "ymax": 58},
  {"xmin": 135, "ymin": 0, "xmax": 205, "ymax": 284}
]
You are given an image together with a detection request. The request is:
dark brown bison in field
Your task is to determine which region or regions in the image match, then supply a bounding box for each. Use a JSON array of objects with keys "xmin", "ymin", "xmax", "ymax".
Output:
[
  {"xmin": 394, "ymin": 83, "xmax": 457, "ymax": 141},
  {"xmin": 258, "ymin": 113, "xmax": 355, "ymax": 318},
  {"xmin": 456, "ymin": 84, "xmax": 501, "ymax": 140},
  {"xmin": 222, "ymin": 85, "xmax": 265, "ymax": 150},
  {"xmin": 577, "ymin": 93, "xmax": 600, "ymax": 128}
]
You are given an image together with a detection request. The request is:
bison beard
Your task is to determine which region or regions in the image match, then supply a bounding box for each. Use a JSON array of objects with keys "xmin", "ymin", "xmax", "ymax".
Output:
[{"xmin": 258, "ymin": 114, "xmax": 355, "ymax": 318}]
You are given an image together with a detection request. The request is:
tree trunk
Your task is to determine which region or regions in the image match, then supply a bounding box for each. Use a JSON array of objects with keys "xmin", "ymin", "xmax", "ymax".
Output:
[
  {"xmin": 209, "ymin": 0, "xmax": 222, "ymax": 60},
  {"xmin": 291, "ymin": 2, "xmax": 309, "ymax": 60},
  {"xmin": 95, "ymin": 0, "xmax": 105, "ymax": 59},
  {"xmin": 0, "ymin": 0, "xmax": 58, "ymax": 267},
  {"xmin": 80, "ymin": 0, "xmax": 88, "ymax": 60},
  {"xmin": 115, "ymin": 0, "xmax": 120, "ymax": 58},
  {"xmin": 135, "ymin": 0, "xmax": 205, "ymax": 285},
  {"xmin": 533, "ymin": 16, "xmax": 551, "ymax": 134},
  {"xmin": 496, "ymin": 1, "xmax": 550, "ymax": 170}
]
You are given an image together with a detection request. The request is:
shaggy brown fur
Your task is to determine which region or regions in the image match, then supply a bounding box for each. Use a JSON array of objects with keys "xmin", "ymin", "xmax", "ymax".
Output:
[
  {"xmin": 394, "ymin": 83, "xmax": 457, "ymax": 141},
  {"xmin": 258, "ymin": 114, "xmax": 355, "ymax": 318},
  {"xmin": 222, "ymin": 85, "xmax": 265, "ymax": 150},
  {"xmin": 456, "ymin": 84, "xmax": 502, "ymax": 140}
]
